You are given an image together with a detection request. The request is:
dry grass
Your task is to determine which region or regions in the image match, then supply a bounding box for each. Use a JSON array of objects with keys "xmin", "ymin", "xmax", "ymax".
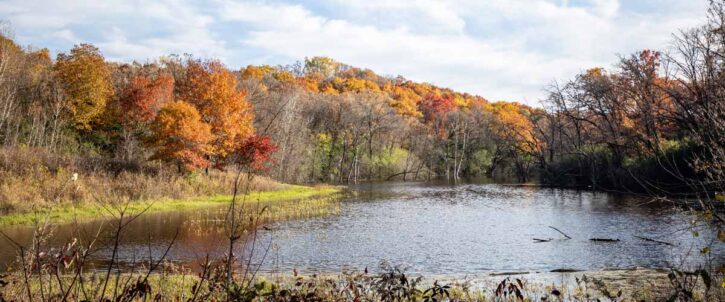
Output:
[
  {"xmin": 0, "ymin": 146, "xmax": 282, "ymax": 215},
  {"xmin": 2, "ymin": 266, "xmax": 720, "ymax": 302}
]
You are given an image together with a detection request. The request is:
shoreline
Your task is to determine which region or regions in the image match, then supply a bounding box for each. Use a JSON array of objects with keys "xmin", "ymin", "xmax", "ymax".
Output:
[
  {"xmin": 255, "ymin": 266, "xmax": 672, "ymax": 283},
  {"xmin": 0, "ymin": 184, "xmax": 344, "ymax": 226}
]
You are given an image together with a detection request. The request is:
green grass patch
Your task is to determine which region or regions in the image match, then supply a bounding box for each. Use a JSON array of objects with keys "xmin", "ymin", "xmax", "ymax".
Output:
[{"xmin": 0, "ymin": 185, "xmax": 344, "ymax": 226}]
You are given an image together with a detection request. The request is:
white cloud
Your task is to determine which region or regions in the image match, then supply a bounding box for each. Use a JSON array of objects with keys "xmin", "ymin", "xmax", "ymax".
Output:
[
  {"xmin": 218, "ymin": 0, "xmax": 706, "ymax": 103},
  {"xmin": 0, "ymin": 0, "xmax": 228, "ymax": 61},
  {"xmin": 325, "ymin": 0, "xmax": 466, "ymax": 34},
  {"xmin": 218, "ymin": 1, "xmax": 325, "ymax": 31},
  {"xmin": 96, "ymin": 13, "xmax": 228, "ymax": 63},
  {"xmin": 0, "ymin": 0, "xmax": 710, "ymax": 105},
  {"xmin": 591, "ymin": 0, "xmax": 620, "ymax": 18},
  {"xmin": 52, "ymin": 29, "xmax": 78, "ymax": 43}
]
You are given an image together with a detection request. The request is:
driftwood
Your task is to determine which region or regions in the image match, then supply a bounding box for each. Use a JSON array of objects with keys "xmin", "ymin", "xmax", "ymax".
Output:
[
  {"xmin": 634, "ymin": 235, "xmax": 675, "ymax": 246},
  {"xmin": 590, "ymin": 238, "xmax": 620, "ymax": 242}
]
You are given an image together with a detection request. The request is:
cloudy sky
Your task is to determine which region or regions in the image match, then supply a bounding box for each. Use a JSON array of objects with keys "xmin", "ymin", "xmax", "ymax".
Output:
[{"xmin": 0, "ymin": 0, "xmax": 709, "ymax": 105}]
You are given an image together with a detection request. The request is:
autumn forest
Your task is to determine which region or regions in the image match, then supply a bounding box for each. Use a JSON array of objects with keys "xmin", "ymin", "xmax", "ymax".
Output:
[{"xmin": 0, "ymin": 1, "xmax": 724, "ymax": 301}]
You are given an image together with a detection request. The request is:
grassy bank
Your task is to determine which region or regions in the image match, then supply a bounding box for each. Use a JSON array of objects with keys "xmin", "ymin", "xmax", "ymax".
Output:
[
  {"xmin": 0, "ymin": 184, "xmax": 343, "ymax": 226},
  {"xmin": 0, "ymin": 146, "xmax": 346, "ymax": 225}
]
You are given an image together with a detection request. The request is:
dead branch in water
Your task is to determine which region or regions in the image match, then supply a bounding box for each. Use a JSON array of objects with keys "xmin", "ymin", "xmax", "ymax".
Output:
[
  {"xmin": 533, "ymin": 238, "xmax": 553, "ymax": 243},
  {"xmin": 634, "ymin": 235, "xmax": 675, "ymax": 246},
  {"xmin": 548, "ymin": 226, "xmax": 572, "ymax": 239}
]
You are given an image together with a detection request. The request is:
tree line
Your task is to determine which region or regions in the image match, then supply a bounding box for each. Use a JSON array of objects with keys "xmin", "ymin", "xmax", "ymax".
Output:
[{"xmin": 0, "ymin": 28, "xmax": 537, "ymax": 183}]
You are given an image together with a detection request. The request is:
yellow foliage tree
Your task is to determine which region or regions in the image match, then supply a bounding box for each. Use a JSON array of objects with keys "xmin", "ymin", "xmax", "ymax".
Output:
[
  {"xmin": 489, "ymin": 102, "xmax": 536, "ymax": 153},
  {"xmin": 304, "ymin": 56, "xmax": 339, "ymax": 79},
  {"xmin": 273, "ymin": 70, "xmax": 295, "ymax": 83},
  {"xmin": 389, "ymin": 85, "xmax": 422, "ymax": 118},
  {"xmin": 240, "ymin": 64, "xmax": 275, "ymax": 80},
  {"xmin": 54, "ymin": 44, "xmax": 113, "ymax": 130}
]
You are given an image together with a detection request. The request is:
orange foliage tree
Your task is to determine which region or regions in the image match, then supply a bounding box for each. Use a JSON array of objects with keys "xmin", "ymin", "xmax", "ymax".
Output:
[
  {"xmin": 297, "ymin": 76, "xmax": 321, "ymax": 93},
  {"xmin": 180, "ymin": 59, "xmax": 255, "ymax": 161},
  {"xmin": 147, "ymin": 101, "xmax": 213, "ymax": 172}
]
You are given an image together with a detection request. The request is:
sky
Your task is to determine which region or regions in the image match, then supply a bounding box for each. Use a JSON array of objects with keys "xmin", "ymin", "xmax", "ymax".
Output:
[{"xmin": 0, "ymin": 0, "xmax": 709, "ymax": 105}]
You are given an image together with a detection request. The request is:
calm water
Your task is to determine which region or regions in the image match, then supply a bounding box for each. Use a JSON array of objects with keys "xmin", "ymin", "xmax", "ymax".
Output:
[{"xmin": 0, "ymin": 181, "xmax": 721, "ymax": 275}]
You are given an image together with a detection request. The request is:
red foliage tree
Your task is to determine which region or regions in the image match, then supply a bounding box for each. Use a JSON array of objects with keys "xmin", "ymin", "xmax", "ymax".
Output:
[
  {"xmin": 233, "ymin": 135, "xmax": 278, "ymax": 172},
  {"xmin": 120, "ymin": 73, "xmax": 174, "ymax": 125},
  {"xmin": 418, "ymin": 93, "xmax": 457, "ymax": 123}
]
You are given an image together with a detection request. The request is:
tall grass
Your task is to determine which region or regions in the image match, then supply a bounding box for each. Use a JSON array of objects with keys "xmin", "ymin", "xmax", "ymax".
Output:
[{"xmin": 0, "ymin": 146, "xmax": 283, "ymax": 215}]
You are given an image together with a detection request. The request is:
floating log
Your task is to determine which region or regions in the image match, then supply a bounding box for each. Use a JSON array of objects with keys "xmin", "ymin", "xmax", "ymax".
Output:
[
  {"xmin": 590, "ymin": 238, "xmax": 620, "ymax": 242},
  {"xmin": 490, "ymin": 271, "xmax": 530, "ymax": 276},
  {"xmin": 550, "ymin": 268, "xmax": 582, "ymax": 273}
]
